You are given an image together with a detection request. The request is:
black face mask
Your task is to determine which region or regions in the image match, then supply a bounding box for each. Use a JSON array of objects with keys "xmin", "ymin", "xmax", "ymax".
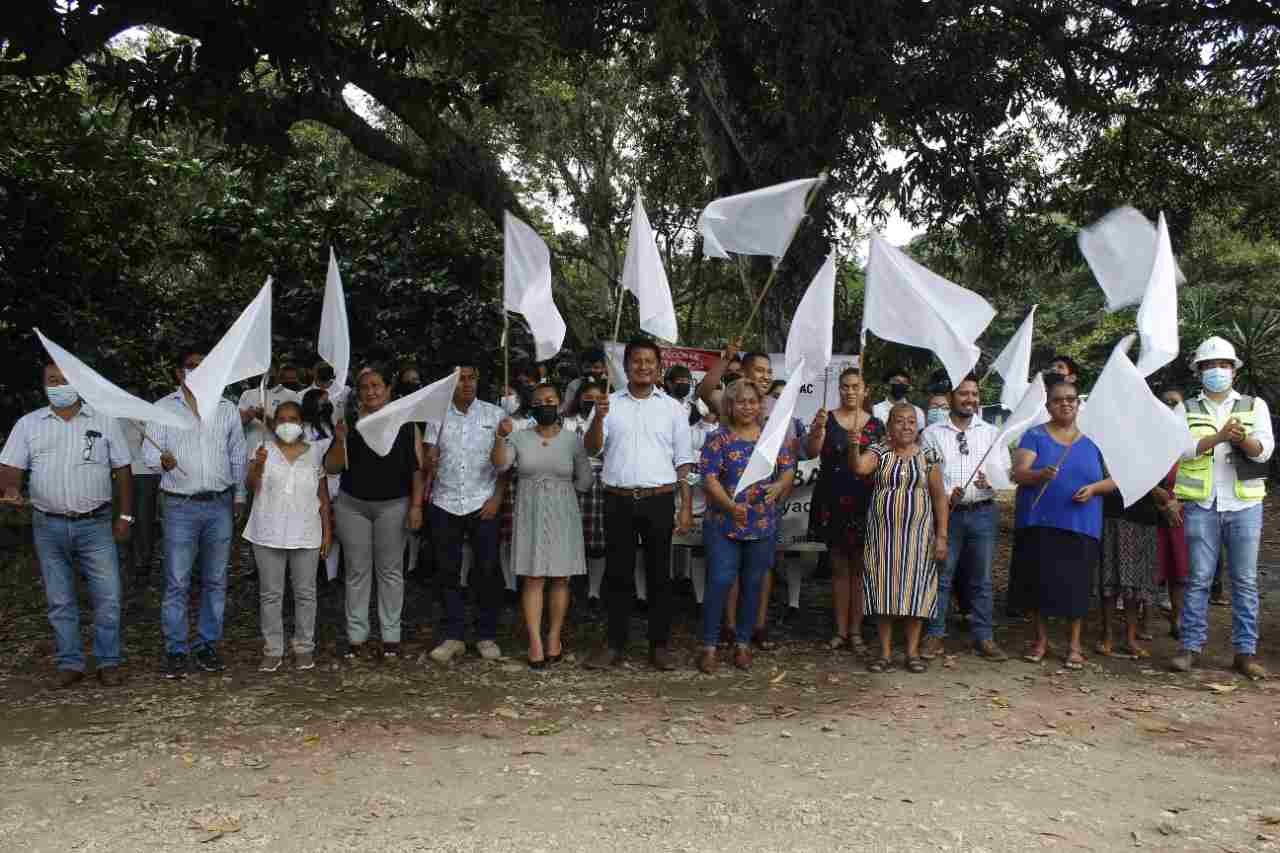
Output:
[
  {"xmin": 723, "ymin": 373, "xmax": 742, "ymax": 387},
  {"xmin": 283, "ymin": 381, "xmax": 304, "ymax": 392},
  {"xmin": 670, "ymin": 382, "xmax": 691, "ymax": 400},
  {"xmin": 889, "ymin": 382, "xmax": 909, "ymax": 400},
  {"xmin": 316, "ymin": 365, "xmax": 335, "ymax": 383},
  {"xmin": 399, "ymin": 382, "xmax": 421, "ymax": 396},
  {"xmin": 532, "ymin": 404, "xmax": 559, "ymax": 427},
  {"xmin": 578, "ymin": 400, "xmax": 596, "ymax": 418},
  {"xmin": 319, "ymin": 403, "xmax": 335, "ymax": 422}
]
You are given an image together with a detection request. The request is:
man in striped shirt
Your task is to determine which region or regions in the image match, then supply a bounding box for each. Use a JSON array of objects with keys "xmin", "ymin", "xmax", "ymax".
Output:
[
  {"xmin": 144, "ymin": 349, "xmax": 247, "ymax": 679},
  {"xmin": 0, "ymin": 361, "xmax": 134, "ymax": 687}
]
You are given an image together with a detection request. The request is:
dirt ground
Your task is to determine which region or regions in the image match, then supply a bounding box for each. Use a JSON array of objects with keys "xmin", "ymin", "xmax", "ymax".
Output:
[{"xmin": 1, "ymin": 498, "xmax": 1279, "ymax": 852}]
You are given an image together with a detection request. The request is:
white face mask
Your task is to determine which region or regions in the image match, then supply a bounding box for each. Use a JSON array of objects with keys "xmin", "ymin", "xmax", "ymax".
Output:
[
  {"xmin": 45, "ymin": 384, "xmax": 79, "ymax": 408},
  {"xmin": 275, "ymin": 422, "xmax": 303, "ymax": 444},
  {"xmin": 500, "ymin": 394, "xmax": 521, "ymax": 415}
]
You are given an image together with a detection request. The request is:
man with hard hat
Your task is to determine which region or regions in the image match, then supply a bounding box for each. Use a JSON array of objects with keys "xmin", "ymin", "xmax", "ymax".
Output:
[{"xmin": 1171, "ymin": 336, "xmax": 1272, "ymax": 680}]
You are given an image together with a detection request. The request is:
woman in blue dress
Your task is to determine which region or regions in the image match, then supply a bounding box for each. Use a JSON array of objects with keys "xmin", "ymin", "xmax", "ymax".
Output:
[{"xmin": 1009, "ymin": 375, "xmax": 1116, "ymax": 670}]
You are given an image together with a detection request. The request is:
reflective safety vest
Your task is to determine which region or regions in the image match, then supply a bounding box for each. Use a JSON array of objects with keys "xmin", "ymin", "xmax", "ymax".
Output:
[{"xmin": 1174, "ymin": 396, "xmax": 1267, "ymax": 502}]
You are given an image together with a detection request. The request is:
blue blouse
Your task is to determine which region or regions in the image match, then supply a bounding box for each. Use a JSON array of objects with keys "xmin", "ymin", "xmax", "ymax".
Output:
[
  {"xmin": 1014, "ymin": 425, "xmax": 1106, "ymax": 541},
  {"xmin": 699, "ymin": 426, "xmax": 797, "ymax": 541}
]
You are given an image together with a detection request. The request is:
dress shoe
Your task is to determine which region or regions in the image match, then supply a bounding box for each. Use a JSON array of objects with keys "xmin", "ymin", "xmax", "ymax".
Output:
[{"xmin": 649, "ymin": 646, "xmax": 677, "ymax": 671}]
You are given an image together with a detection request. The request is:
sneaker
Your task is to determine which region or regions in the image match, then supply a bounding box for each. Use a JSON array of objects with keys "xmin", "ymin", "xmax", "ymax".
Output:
[
  {"xmin": 1170, "ymin": 648, "xmax": 1199, "ymax": 673},
  {"xmin": 259, "ymin": 656, "xmax": 283, "ymax": 672},
  {"xmin": 295, "ymin": 652, "xmax": 316, "ymax": 671},
  {"xmin": 476, "ymin": 640, "xmax": 502, "ymax": 661},
  {"xmin": 194, "ymin": 647, "xmax": 226, "ymax": 673},
  {"xmin": 163, "ymin": 653, "xmax": 188, "ymax": 680},
  {"xmin": 583, "ymin": 646, "xmax": 623, "ymax": 669},
  {"xmin": 428, "ymin": 639, "xmax": 467, "ymax": 664},
  {"xmin": 344, "ymin": 642, "xmax": 365, "ymax": 660},
  {"xmin": 381, "ymin": 642, "xmax": 401, "ymax": 660}
]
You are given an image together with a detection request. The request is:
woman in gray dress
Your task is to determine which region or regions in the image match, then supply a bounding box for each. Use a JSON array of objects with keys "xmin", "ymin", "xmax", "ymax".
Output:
[{"xmin": 492, "ymin": 383, "xmax": 593, "ymax": 669}]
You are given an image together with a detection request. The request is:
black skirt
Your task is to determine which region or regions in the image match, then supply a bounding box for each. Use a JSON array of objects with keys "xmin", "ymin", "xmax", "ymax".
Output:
[{"xmin": 1008, "ymin": 526, "xmax": 1100, "ymax": 619}]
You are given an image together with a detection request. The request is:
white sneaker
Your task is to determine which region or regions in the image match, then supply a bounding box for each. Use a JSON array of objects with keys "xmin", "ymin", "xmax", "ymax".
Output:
[
  {"xmin": 428, "ymin": 639, "xmax": 466, "ymax": 664},
  {"xmin": 476, "ymin": 640, "xmax": 502, "ymax": 661}
]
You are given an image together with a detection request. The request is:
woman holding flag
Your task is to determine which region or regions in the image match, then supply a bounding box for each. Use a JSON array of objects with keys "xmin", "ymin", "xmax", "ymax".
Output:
[{"xmin": 696, "ymin": 379, "xmax": 797, "ymax": 673}]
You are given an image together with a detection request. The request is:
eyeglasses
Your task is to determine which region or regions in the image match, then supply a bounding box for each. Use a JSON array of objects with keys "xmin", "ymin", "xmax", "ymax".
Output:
[
  {"xmin": 82, "ymin": 433, "xmax": 98, "ymax": 461},
  {"xmin": 956, "ymin": 432, "xmax": 969, "ymax": 456},
  {"xmin": 1049, "ymin": 396, "xmax": 1079, "ymax": 405}
]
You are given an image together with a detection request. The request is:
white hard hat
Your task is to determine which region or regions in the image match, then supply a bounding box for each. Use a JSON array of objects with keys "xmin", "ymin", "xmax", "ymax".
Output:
[{"xmin": 1190, "ymin": 336, "xmax": 1242, "ymax": 369}]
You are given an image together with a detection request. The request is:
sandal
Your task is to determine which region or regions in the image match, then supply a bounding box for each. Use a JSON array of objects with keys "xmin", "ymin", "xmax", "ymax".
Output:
[
  {"xmin": 827, "ymin": 634, "xmax": 850, "ymax": 652},
  {"xmin": 1022, "ymin": 642, "xmax": 1048, "ymax": 663},
  {"xmin": 1094, "ymin": 639, "xmax": 1113, "ymax": 657},
  {"xmin": 867, "ymin": 657, "xmax": 894, "ymax": 674},
  {"xmin": 752, "ymin": 628, "xmax": 777, "ymax": 651},
  {"xmin": 1119, "ymin": 645, "xmax": 1151, "ymax": 660},
  {"xmin": 1064, "ymin": 650, "xmax": 1086, "ymax": 670},
  {"xmin": 851, "ymin": 638, "xmax": 869, "ymax": 656},
  {"xmin": 1137, "ymin": 630, "xmax": 1154, "ymax": 642},
  {"xmin": 906, "ymin": 656, "xmax": 929, "ymax": 674}
]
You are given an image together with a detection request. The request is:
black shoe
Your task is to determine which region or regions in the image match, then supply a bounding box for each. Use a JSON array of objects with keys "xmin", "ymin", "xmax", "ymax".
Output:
[
  {"xmin": 163, "ymin": 653, "xmax": 188, "ymax": 680},
  {"xmin": 193, "ymin": 647, "xmax": 226, "ymax": 673},
  {"xmin": 777, "ymin": 605, "xmax": 801, "ymax": 627}
]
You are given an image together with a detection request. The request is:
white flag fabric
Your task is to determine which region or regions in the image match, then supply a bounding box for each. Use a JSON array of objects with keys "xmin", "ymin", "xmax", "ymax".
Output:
[
  {"xmin": 185, "ymin": 278, "xmax": 273, "ymax": 423},
  {"xmin": 1134, "ymin": 213, "xmax": 1180, "ymax": 376},
  {"xmin": 1079, "ymin": 206, "xmax": 1186, "ymax": 312},
  {"xmin": 504, "ymin": 212, "xmax": 565, "ymax": 362},
  {"xmin": 36, "ymin": 329, "xmax": 195, "ymax": 429},
  {"xmin": 1079, "ymin": 335, "xmax": 1193, "ymax": 507},
  {"xmin": 862, "ymin": 235, "xmax": 996, "ymax": 388},
  {"xmin": 319, "ymin": 247, "xmax": 351, "ymax": 393},
  {"xmin": 697, "ymin": 177, "xmax": 822, "ymax": 259},
  {"xmin": 357, "ymin": 369, "xmax": 460, "ymax": 457},
  {"xmin": 734, "ymin": 358, "xmax": 806, "ymax": 498},
  {"xmin": 980, "ymin": 372, "xmax": 1048, "ymax": 490},
  {"xmin": 784, "ymin": 253, "xmax": 835, "ymax": 382},
  {"xmin": 621, "ymin": 193, "xmax": 679, "ymax": 342},
  {"xmin": 989, "ymin": 305, "xmax": 1037, "ymax": 412}
]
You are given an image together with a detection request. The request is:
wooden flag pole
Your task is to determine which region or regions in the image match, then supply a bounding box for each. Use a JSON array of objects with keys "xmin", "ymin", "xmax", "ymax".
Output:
[
  {"xmin": 608, "ymin": 283, "xmax": 626, "ymax": 393},
  {"xmin": 141, "ymin": 429, "xmax": 186, "ymax": 475},
  {"xmin": 501, "ymin": 311, "xmax": 510, "ymax": 401},
  {"xmin": 1029, "ymin": 438, "xmax": 1076, "ymax": 511},
  {"xmin": 734, "ymin": 172, "xmax": 829, "ymax": 342}
]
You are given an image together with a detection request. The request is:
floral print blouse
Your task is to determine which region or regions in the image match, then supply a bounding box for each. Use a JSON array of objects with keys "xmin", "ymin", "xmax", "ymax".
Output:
[{"xmin": 698, "ymin": 425, "xmax": 798, "ymax": 541}]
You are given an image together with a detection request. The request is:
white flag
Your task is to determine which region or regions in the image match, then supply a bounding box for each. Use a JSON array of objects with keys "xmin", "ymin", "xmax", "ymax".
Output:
[
  {"xmin": 357, "ymin": 369, "xmax": 460, "ymax": 457},
  {"xmin": 1134, "ymin": 213, "xmax": 1180, "ymax": 376},
  {"xmin": 1079, "ymin": 335, "xmax": 1193, "ymax": 507},
  {"xmin": 621, "ymin": 193, "xmax": 678, "ymax": 342},
  {"xmin": 979, "ymin": 372, "xmax": 1047, "ymax": 490},
  {"xmin": 36, "ymin": 329, "xmax": 195, "ymax": 430},
  {"xmin": 989, "ymin": 305, "xmax": 1037, "ymax": 412},
  {"xmin": 1079, "ymin": 206, "xmax": 1186, "ymax": 312},
  {"xmin": 185, "ymin": 278, "xmax": 273, "ymax": 423},
  {"xmin": 784, "ymin": 252, "xmax": 835, "ymax": 382},
  {"xmin": 734, "ymin": 358, "xmax": 806, "ymax": 498},
  {"xmin": 697, "ymin": 177, "xmax": 822, "ymax": 259},
  {"xmin": 504, "ymin": 212, "xmax": 565, "ymax": 362},
  {"xmin": 862, "ymin": 235, "xmax": 995, "ymax": 388},
  {"xmin": 319, "ymin": 247, "xmax": 351, "ymax": 393}
]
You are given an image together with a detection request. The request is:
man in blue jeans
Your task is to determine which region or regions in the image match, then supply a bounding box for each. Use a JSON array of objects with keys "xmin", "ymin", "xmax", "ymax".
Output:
[
  {"xmin": 921, "ymin": 374, "xmax": 1009, "ymax": 661},
  {"xmin": 0, "ymin": 361, "xmax": 134, "ymax": 686},
  {"xmin": 144, "ymin": 349, "xmax": 247, "ymax": 679},
  {"xmin": 1171, "ymin": 337, "xmax": 1272, "ymax": 680}
]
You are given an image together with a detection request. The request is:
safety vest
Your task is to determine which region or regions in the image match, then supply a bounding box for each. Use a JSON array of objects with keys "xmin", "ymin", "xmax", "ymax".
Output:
[{"xmin": 1174, "ymin": 396, "xmax": 1267, "ymax": 502}]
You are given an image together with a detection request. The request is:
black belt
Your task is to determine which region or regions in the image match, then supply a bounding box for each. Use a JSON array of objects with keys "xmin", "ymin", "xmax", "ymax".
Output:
[
  {"xmin": 162, "ymin": 488, "xmax": 231, "ymax": 502},
  {"xmin": 604, "ymin": 484, "xmax": 676, "ymax": 500},
  {"xmin": 37, "ymin": 503, "xmax": 110, "ymax": 520},
  {"xmin": 953, "ymin": 499, "xmax": 994, "ymax": 513}
]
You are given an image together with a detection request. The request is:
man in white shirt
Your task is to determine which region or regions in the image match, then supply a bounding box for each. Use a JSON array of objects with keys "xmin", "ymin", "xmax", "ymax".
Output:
[
  {"xmin": 1171, "ymin": 337, "xmax": 1273, "ymax": 680},
  {"xmin": 664, "ymin": 365, "xmax": 695, "ymax": 420},
  {"xmin": 144, "ymin": 349, "xmax": 248, "ymax": 680},
  {"xmin": 423, "ymin": 364, "xmax": 508, "ymax": 664},
  {"xmin": 584, "ymin": 339, "xmax": 695, "ymax": 671},
  {"xmin": 306, "ymin": 360, "xmax": 349, "ymax": 423},
  {"xmin": 921, "ymin": 373, "xmax": 1009, "ymax": 662},
  {"xmin": 559, "ymin": 348, "xmax": 610, "ymax": 416},
  {"xmin": 237, "ymin": 361, "xmax": 304, "ymax": 430},
  {"xmin": 0, "ymin": 362, "xmax": 134, "ymax": 687},
  {"xmin": 872, "ymin": 367, "xmax": 926, "ymax": 431}
]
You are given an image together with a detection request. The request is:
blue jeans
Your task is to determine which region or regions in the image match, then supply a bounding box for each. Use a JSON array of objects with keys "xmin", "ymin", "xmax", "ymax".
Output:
[
  {"xmin": 429, "ymin": 505, "xmax": 501, "ymax": 642},
  {"xmin": 1182, "ymin": 501, "xmax": 1262, "ymax": 655},
  {"xmin": 927, "ymin": 502, "xmax": 997, "ymax": 643},
  {"xmin": 31, "ymin": 510, "xmax": 122, "ymax": 671},
  {"xmin": 161, "ymin": 492, "xmax": 233, "ymax": 655},
  {"xmin": 701, "ymin": 528, "xmax": 773, "ymax": 647}
]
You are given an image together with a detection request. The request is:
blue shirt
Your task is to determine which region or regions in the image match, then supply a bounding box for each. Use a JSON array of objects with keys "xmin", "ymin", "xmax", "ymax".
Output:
[{"xmin": 1014, "ymin": 425, "xmax": 1105, "ymax": 540}]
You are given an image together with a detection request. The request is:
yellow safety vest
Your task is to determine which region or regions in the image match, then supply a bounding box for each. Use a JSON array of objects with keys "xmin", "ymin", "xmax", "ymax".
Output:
[{"xmin": 1174, "ymin": 396, "xmax": 1267, "ymax": 502}]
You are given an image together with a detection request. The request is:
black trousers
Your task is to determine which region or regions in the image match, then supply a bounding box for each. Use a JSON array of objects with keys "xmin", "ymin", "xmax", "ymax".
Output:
[{"xmin": 604, "ymin": 491, "xmax": 675, "ymax": 651}]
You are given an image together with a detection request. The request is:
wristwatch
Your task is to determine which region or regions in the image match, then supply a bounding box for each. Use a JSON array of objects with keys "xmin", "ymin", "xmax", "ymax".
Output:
[{"xmin": 118, "ymin": 515, "xmax": 135, "ymax": 524}]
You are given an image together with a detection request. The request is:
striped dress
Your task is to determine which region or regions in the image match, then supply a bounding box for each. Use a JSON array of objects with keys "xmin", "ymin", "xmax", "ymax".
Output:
[{"xmin": 863, "ymin": 443, "xmax": 941, "ymax": 618}]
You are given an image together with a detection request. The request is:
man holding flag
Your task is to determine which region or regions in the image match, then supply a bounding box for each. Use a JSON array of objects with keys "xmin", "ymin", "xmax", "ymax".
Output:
[
  {"xmin": 0, "ymin": 361, "xmax": 134, "ymax": 687},
  {"xmin": 145, "ymin": 349, "xmax": 248, "ymax": 679}
]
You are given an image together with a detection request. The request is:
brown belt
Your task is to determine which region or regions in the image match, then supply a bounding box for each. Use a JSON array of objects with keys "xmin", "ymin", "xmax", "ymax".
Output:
[
  {"xmin": 36, "ymin": 503, "xmax": 110, "ymax": 521},
  {"xmin": 604, "ymin": 484, "xmax": 676, "ymax": 500}
]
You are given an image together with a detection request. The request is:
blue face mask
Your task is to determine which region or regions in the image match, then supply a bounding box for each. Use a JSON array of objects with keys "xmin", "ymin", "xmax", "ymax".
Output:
[
  {"xmin": 926, "ymin": 406, "xmax": 949, "ymax": 425},
  {"xmin": 1201, "ymin": 367, "xmax": 1233, "ymax": 394},
  {"xmin": 46, "ymin": 384, "xmax": 79, "ymax": 408}
]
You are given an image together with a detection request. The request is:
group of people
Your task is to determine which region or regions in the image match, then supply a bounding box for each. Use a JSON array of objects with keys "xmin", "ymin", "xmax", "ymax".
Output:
[{"xmin": 0, "ymin": 333, "xmax": 1270, "ymax": 687}]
